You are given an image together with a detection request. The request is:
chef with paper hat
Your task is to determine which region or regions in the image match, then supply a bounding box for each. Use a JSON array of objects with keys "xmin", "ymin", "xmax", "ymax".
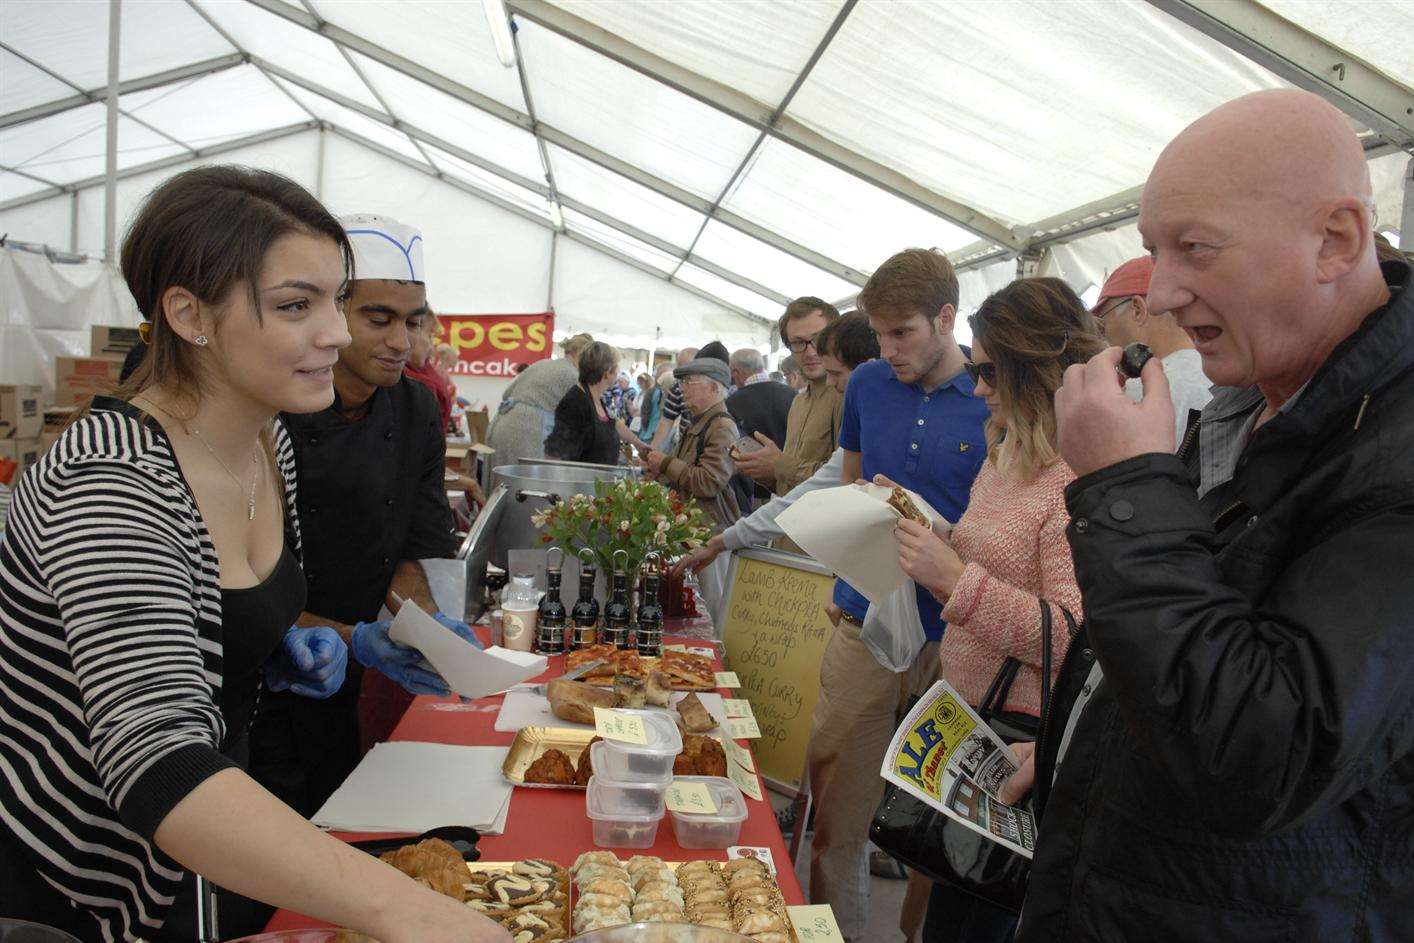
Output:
[{"xmin": 250, "ymin": 214, "xmax": 480, "ymax": 817}]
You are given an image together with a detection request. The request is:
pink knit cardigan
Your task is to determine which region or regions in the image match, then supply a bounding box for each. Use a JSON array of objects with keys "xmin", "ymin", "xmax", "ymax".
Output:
[{"xmin": 938, "ymin": 457, "xmax": 1082, "ymax": 716}]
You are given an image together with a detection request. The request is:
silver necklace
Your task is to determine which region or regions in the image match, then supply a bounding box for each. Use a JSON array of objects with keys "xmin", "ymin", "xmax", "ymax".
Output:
[{"xmin": 189, "ymin": 427, "xmax": 260, "ymax": 521}]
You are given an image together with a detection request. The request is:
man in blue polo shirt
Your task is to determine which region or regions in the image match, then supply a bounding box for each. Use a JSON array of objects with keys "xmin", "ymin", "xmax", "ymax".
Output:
[{"xmin": 806, "ymin": 248, "xmax": 988, "ymax": 940}]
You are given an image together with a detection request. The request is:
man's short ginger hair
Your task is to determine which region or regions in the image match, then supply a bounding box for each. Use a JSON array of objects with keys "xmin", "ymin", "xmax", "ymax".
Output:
[{"xmin": 858, "ymin": 248, "xmax": 960, "ymax": 326}]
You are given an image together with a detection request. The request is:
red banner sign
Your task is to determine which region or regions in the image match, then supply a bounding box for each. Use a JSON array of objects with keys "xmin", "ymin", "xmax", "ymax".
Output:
[{"xmin": 437, "ymin": 312, "xmax": 555, "ymax": 377}]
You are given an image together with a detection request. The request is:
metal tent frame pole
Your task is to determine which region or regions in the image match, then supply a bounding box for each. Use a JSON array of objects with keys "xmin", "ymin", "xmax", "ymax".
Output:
[{"xmin": 103, "ymin": 0, "xmax": 121, "ymax": 264}]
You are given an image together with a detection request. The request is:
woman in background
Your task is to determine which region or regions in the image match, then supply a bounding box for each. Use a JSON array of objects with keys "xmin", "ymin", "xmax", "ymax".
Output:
[
  {"xmin": 486, "ymin": 331, "xmax": 594, "ymax": 468},
  {"xmin": 636, "ymin": 370, "xmax": 662, "ymax": 440},
  {"xmin": 544, "ymin": 341, "xmax": 628, "ymax": 465},
  {"xmin": 891, "ymin": 278, "xmax": 1102, "ymax": 943}
]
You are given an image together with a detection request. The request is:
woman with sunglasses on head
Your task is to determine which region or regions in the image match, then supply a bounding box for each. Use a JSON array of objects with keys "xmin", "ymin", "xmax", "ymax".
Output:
[
  {"xmin": 0, "ymin": 166, "xmax": 510, "ymax": 943},
  {"xmin": 889, "ymin": 277, "xmax": 1103, "ymax": 943}
]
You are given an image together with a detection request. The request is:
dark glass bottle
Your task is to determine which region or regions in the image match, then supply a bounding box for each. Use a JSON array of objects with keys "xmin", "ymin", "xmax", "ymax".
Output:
[
  {"xmin": 537, "ymin": 566, "xmax": 568, "ymax": 654},
  {"xmin": 602, "ymin": 567, "xmax": 633, "ymax": 649},
  {"xmin": 570, "ymin": 563, "xmax": 600, "ymax": 650},
  {"xmin": 636, "ymin": 569, "xmax": 664, "ymax": 657}
]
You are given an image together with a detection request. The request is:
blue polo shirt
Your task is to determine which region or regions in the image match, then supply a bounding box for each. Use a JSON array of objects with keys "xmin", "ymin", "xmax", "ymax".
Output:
[{"xmin": 834, "ymin": 358, "xmax": 989, "ymax": 640}]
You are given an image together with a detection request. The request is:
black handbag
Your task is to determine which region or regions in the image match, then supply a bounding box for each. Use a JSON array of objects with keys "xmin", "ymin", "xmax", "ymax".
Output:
[{"xmin": 869, "ymin": 601, "xmax": 1057, "ymax": 913}]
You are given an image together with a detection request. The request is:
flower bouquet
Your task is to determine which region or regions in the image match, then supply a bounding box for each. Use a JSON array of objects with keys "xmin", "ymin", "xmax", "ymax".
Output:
[{"xmin": 531, "ymin": 476, "xmax": 712, "ymax": 579}]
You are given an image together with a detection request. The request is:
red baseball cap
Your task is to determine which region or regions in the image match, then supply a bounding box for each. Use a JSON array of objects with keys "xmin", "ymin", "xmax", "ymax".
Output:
[{"xmin": 1093, "ymin": 256, "xmax": 1154, "ymax": 311}]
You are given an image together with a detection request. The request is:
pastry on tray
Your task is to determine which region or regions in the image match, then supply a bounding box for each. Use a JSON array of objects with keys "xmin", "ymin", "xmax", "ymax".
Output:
[
  {"xmin": 675, "ymin": 692, "xmax": 716, "ymax": 732},
  {"xmin": 546, "ymin": 678, "xmax": 616, "ymax": 725},
  {"xmin": 680, "ymin": 733, "xmax": 729, "ymax": 777},
  {"xmin": 657, "ymin": 649, "xmax": 715, "ymax": 688},
  {"xmin": 564, "ymin": 644, "xmax": 618, "ymax": 677},
  {"xmin": 523, "ymin": 748, "xmax": 577, "ymax": 786}
]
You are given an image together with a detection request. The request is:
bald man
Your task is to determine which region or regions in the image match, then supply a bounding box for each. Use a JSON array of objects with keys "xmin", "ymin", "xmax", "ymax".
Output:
[{"xmin": 1015, "ymin": 90, "xmax": 1414, "ymax": 940}]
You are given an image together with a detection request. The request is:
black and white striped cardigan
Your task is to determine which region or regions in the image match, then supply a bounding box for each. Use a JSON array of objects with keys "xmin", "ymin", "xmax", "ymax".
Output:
[{"xmin": 0, "ymin": 400, "xmax": 301, "ymax": 942}]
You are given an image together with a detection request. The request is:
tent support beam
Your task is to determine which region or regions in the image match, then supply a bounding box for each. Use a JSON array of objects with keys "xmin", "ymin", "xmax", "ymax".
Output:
[
  {"xmin": 1402, "ymin": 157, "xmax": 1413, "ymax": 252},
  {"xmin": 0, "ymin": 46, "xmax": 244, "ymax": 132},
  {"xmin": 670, "ymin": 0, "xmax": 858, "ymax": 285},
  {"xmin": 251, "ymin": 60, "xmax": 791, "ymax": 305},
  {"xmin": 0, "ymin": 120, "xmax": 319, "ymax": 214},
  {"xmin": 507, "ymin": 6, "xmax": 566, "ymax": 233},
  {"xmin": 183, "ymin": 0, "xmax": 324, "ymax": 127},
  {"xmin": 323, "ymin": 124, "xmax": 774, "ymax": 329},
  {"xmin": 70, "ymin": 191, "xmax": 80, "ymax": 253},
  {"xmin": 1146, "ymin": 0, "xmax": 1414, "ymax": 148},
  {"xmin": 103, "ymin": 0, "xmax": 121, "ymax": 263},
  {"xmin": 239, "ymin": 0, "xmax": 866, "ymax": 286},
  {"xmin": 504, "ymin": 0, "xmax": 1024, "ymax": 253}
]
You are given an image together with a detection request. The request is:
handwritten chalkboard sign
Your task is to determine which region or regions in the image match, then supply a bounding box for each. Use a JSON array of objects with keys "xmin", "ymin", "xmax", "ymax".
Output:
[{"xmin": 720, "ymin": 548, "xmax": 836, "ymax": 793}]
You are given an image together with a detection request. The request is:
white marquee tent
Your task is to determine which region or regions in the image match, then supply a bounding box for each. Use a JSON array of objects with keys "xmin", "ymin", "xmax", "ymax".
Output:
[{"xmin": 2, "ymin": 0, "xmax": 1412, "ymax": 403}]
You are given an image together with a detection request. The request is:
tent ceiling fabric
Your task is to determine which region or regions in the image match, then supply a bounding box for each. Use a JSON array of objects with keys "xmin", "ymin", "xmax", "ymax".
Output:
[{"xmin": 1, "ymin": 0, "xmax": 1411, "ymax": 344}]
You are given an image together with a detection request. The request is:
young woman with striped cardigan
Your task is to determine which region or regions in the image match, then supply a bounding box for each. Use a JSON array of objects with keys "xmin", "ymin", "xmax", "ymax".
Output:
[{"xmin": 0, "ymin": 167, "xmax": 509, "ymax": 943}]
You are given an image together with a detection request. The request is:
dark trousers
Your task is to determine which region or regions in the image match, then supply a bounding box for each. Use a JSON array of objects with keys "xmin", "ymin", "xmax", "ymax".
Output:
[
  {"xmin": 248, "ymin": 663, "xmax": 363, "ymax": 819},
  {"xmin": 924, "ymin": 880, "xmax": 1018, "ymax": 943}
]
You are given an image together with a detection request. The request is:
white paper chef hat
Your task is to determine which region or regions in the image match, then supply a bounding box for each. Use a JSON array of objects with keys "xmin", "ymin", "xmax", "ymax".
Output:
[{"xmin": 339, "ymin": 213, "xmax": 425, "ymax": 283}]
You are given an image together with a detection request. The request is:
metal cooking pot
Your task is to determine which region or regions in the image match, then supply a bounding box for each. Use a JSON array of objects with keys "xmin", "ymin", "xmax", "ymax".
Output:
[{"xmin": 489, "ymin": 461, "xmax": 634, "ymax": 569}]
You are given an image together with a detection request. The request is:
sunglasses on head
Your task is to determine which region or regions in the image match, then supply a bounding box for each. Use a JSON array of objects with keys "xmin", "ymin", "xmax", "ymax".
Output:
[{"xmin": 964, "ymin": 360, "xmax": 997, "ymax": 385}]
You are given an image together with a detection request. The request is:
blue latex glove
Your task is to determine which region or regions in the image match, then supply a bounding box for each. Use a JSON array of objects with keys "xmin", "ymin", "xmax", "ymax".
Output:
[
  {"xmin": 433, "ymin": 611, "xmax": 485, "ymax": 650},
  {"xmin": 350, "ymin": 619, "xmax": 451, "ymax": 696},
  {"xmin": 265, "ymin": 625, "xmax": 349, "ymax": 700}
]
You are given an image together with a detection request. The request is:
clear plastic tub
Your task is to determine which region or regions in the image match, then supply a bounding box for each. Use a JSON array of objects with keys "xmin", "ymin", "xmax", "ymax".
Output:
[
  {"xmin": 585, "ymin": 774, "xmax": 666, "ymax": 848},
  {"xmin": 667, "ymin": 776, "xmax": 748, "ymax": 849},
  {"xmin": 589, "ymin": 740, "xmax": 671, "ymax": 790},
  {"xmin": 595, "ymin": 709, "xmax": 683, "ymax": 783}
]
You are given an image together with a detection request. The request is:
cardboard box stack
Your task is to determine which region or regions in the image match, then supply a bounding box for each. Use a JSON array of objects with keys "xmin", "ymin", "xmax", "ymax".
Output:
[
  {"xmin": 52, "ymin": 324, "xmax": 139, "ymax": 407},
  {"xmin": 0, "ymin": 385, "xmax": 43, "ymax": 481}
]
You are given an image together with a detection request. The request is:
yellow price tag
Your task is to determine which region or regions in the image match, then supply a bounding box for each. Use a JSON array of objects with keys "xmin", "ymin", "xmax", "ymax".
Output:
[
  {"xmin": 727, "ymin": 715, "xmax": 762, "ymax": 739},
  {"xmin": 787, "ymin": 905, "xmax": 843, "ymax": 942},
  {"xmin": 593, "ymin": 707, "xmax": 649, "ymax": 745},
  {"xmin": 723, "ymin": 698, "xmax": 754, "ymax": 718},
  {"xmin": 724, "ymin": 737, "xmax": 756, "ymax": 773},
  {"xmin": 714, "ymin": 671, "xmax": 741, "ymax": 688},
  {"xmin": 664, "ymin": 779, "xmax": 718, "ymax": 814},
  {"xmin": 728, "ymin": 757, "xmax": 764, "ymax": 801}
]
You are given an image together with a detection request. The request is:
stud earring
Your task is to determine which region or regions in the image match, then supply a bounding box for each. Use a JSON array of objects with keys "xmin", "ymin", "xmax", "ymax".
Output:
[{"xmin": 194, "ymin": 335, "xmax": 209, "ymax": 347}]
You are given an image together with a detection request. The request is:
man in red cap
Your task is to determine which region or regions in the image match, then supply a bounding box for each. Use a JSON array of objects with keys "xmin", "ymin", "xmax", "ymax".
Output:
[{"xmin": 1092, "ymin": 255, "xmax": 1213, "ymax": 445}]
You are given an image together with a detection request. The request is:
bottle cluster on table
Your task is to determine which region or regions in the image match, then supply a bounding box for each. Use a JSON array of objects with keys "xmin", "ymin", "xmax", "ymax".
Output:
[{"xmin": 536, "ymin": 550, "xmax": 666, "ymax": 657}]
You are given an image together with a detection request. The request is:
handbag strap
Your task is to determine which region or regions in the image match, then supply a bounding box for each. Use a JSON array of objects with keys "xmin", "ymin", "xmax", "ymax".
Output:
[
  {"xmin": 979, "ymin": 657, "xmax": 1022, "ymax": 718},
  {"xmin": 1040, "ymin": 600, "xmax": 1053, "ymax": 720}
]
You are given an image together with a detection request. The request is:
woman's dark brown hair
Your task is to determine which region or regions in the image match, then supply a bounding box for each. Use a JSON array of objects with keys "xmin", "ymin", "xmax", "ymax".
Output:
[
  {"xmin": 970, "ymin": 277, "xmax": 1106, "ymax": 478},
  {"xmin": 114, "ymin": 165, "xmax": 353, "ymax": 412}
]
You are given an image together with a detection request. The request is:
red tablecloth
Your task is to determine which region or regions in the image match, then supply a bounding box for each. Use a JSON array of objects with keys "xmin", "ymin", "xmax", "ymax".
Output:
[{"xmin": 264, "ymin": 636, "xmax": 804, "ymax": 931}]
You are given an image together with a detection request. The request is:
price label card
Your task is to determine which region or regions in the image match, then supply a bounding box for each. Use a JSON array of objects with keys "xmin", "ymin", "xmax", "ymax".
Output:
[
  {"xmin": 662, "ymin": 644, "xmax": 690, "ymax": 653},
  {"xmin": 727, "ymin": 714, "xmax": 762, "ymax": 740},
  {"xmin": 593, "ymin": 707, "xmax": 648, "ymax": 744},
  {"xmin": 724, "ymin": 737, "xmax": 756, "ymax": 772},
  {"xmin": 714, "ymin": 671, "xmax": 741, "ymax": 688},
  {"xmin": 664, "ymin": 779, "xmax": 718, "ymax": 814},
  {"xmin": 723, "ymin": 697, "xmax": 754, "ymax": 718},
  {"xmin": 728, "ymin": 757, "xmax": 764, "ymax": 801},
  {"xmin": 787, "ymin": 905, "xmax": 843, "ymax": 942}
]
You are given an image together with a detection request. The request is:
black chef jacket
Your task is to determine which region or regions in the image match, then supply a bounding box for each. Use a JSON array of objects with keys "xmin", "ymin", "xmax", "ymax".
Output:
[{"xmin": 249, "ymin": 377, "xmax": 458, "ymax": 816}]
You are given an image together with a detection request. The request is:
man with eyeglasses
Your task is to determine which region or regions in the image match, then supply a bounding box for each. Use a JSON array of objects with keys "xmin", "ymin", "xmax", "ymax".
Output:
[
  {"xmin": 731, "ymin": 297, "xmax": 843, "ymax": 497},
  {"xmin": 1092, "ymin": 256, "xmax": 1213, "ymax": 445}
]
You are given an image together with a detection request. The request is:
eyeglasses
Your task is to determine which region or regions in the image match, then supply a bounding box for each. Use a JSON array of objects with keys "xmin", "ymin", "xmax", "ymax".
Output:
[
  {"xmin": 963, "ymin": 360, "xmax": 997, "ymax": 386},
  {"xmin": 786, "ymin": 332, "xmax": 822, "ymax": 354},
  {"xmin": 1092, "ymin": 296, "xmax": 1134, "ymax": 322}
]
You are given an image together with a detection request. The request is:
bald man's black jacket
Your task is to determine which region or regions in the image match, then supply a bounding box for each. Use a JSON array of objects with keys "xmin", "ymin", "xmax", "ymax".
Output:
[{"xmin": 1018, "ymin": 260, "xmax": 1414, "ymax": 942}]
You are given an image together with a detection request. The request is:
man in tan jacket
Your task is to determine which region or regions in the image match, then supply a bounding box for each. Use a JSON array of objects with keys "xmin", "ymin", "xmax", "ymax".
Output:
[
  {"xmin": 643, "ymin": 355, "xmax": 741, "ymax": 532},
  {"xmin": 732, "ymin": 297, "xmax": 842, "ymax": 495}
]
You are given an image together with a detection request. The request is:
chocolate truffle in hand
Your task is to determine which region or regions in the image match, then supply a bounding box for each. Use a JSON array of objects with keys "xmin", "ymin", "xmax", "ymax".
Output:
[{"xmin": 1119, "ymin": 342, "xmax": 1155, "ymax": 380}]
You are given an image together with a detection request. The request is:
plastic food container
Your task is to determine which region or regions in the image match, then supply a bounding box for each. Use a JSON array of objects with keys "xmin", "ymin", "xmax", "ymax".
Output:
[
  {"xmin": 596, "ymin": 709, "xmax": 683, "ymax": 783},
  {"xmin": 585, "ymin": 774, "xmax": 666, "ymax": 848},
  {"xmin": 667, "ymin": 776, "xmax": 748, "ymax": 849},
  {"xmin": 590, "ymin": 740, "xmax": 671, "ymax": 790}
]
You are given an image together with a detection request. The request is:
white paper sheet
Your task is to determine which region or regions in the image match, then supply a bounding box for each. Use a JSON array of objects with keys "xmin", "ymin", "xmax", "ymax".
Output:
[
  {"xmin": 776, "ymin": 482, "xmax": 944, "ymax": 604},
  {"xmin": 387, "ymin": 602, "xmax": 546, "ymax": 699},
  {"xmin": 313, "ymin": 742, "xmax": 513, "ymax": 834},
  {"xmin": 494, "ymin": 688, "xmax": 729, "ymax": 733}
]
